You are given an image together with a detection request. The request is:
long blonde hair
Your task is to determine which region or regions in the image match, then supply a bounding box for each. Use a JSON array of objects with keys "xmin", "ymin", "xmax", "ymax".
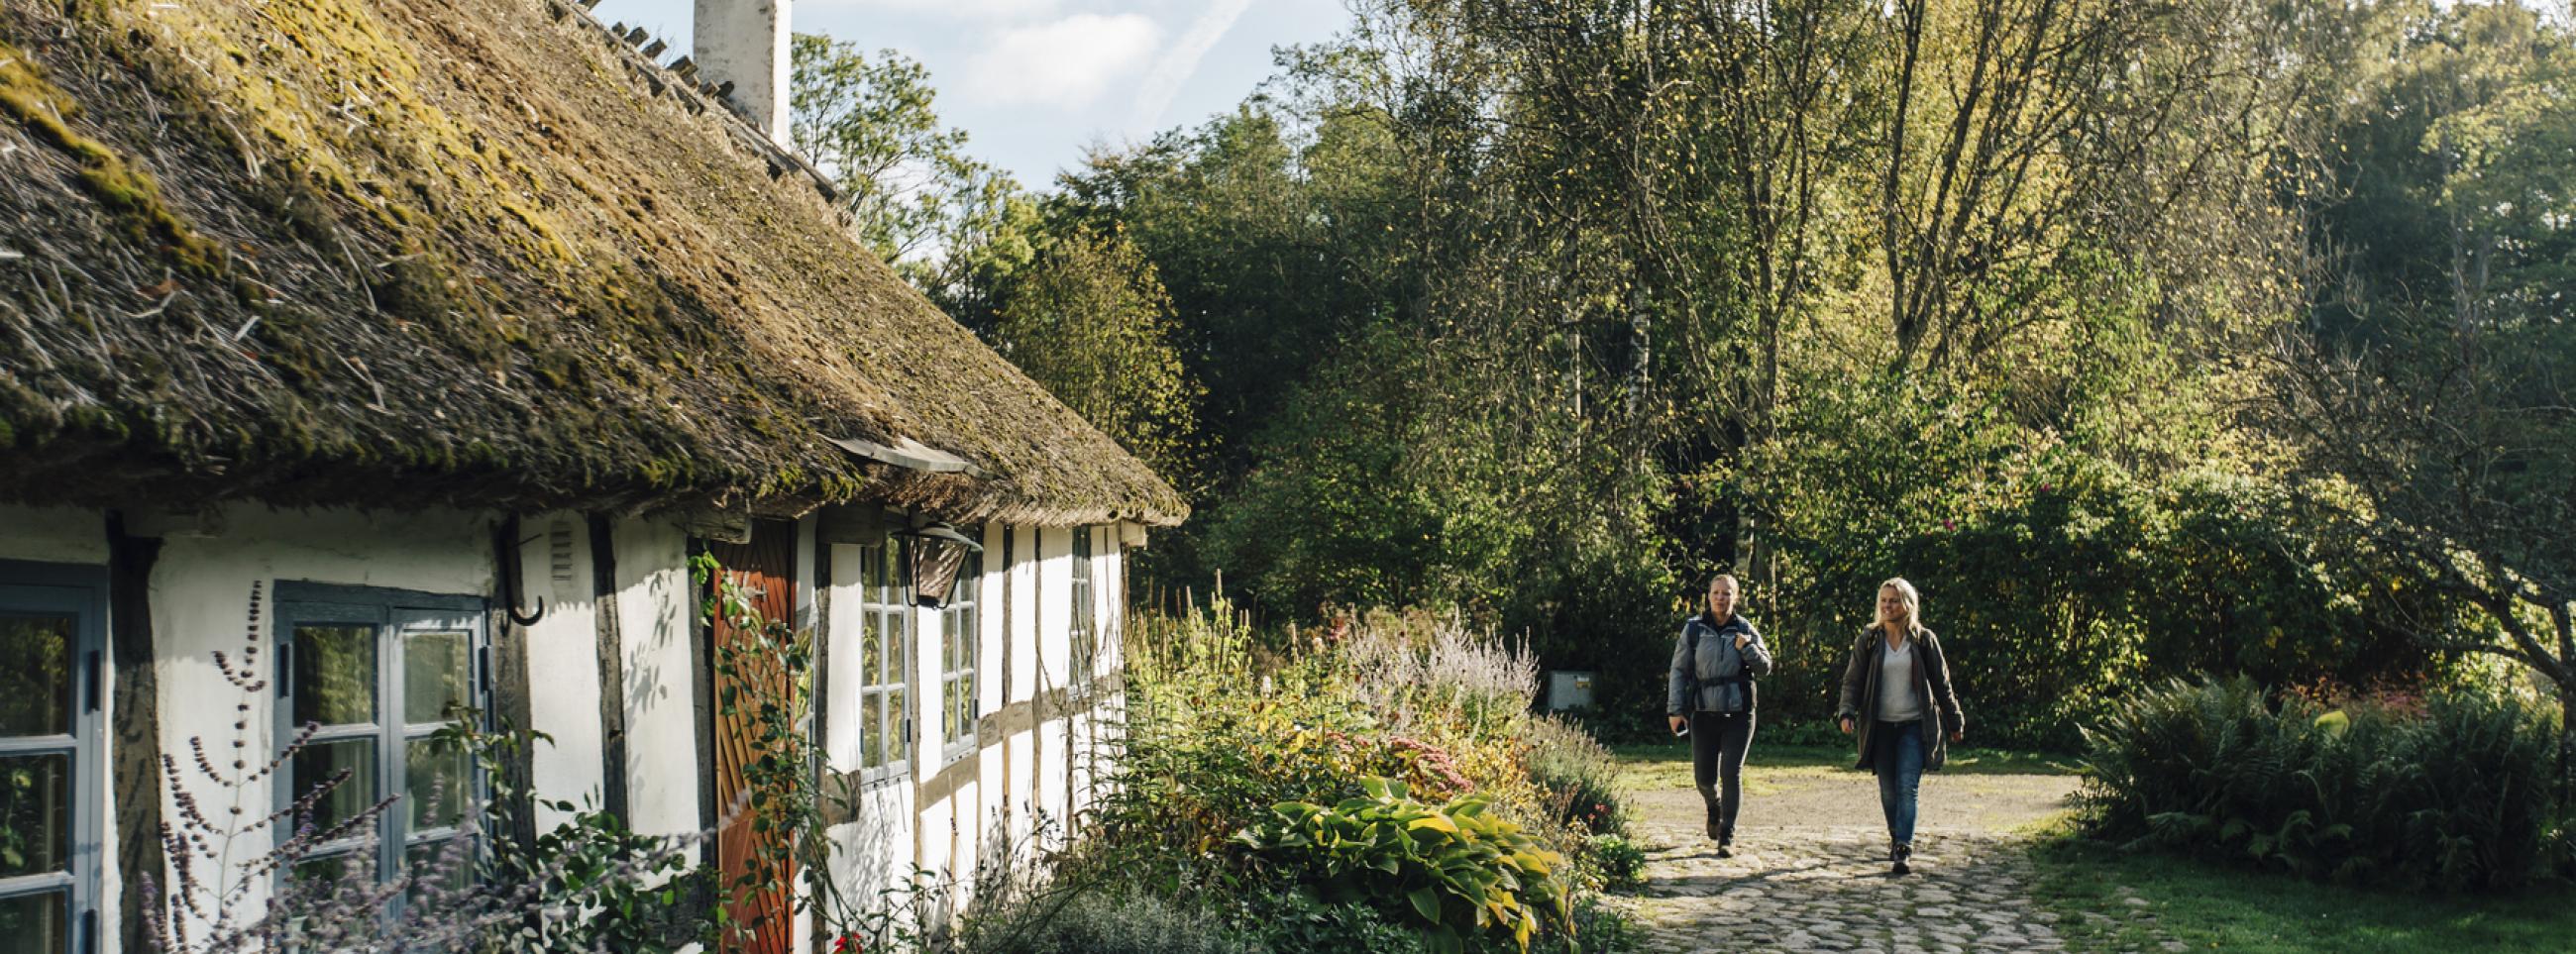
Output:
[{"xmin": 1873, "ymin": 577, "xmax": 1922, "ymax": 637}]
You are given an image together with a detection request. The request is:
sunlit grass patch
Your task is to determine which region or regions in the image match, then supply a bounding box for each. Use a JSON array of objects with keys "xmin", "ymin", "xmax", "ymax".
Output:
[{"xmin": 2026, "ymin": 820, "xmax": 2576, "ymax": 954}]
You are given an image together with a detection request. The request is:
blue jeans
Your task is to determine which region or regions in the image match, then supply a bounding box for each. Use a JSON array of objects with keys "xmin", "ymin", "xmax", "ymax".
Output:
[{"xmin": 1874, "ymin": 719, "xmax": 1926, "ymax": 846}]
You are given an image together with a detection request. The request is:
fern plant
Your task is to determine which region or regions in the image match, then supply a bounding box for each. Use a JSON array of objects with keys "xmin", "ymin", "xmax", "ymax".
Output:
[{"xmin": 2079, "ymin": 677, "xmax": 2557, "ymax": 890}]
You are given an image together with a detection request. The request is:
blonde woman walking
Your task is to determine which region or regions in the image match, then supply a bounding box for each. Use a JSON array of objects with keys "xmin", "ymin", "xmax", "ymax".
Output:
[{"xmin": 1835, "ymin": 578, "xmax": 1965, "ymax": 876}]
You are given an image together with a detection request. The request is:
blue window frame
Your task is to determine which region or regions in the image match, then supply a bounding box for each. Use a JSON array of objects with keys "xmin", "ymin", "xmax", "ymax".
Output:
[
  {"xmin": 270, "ymin": 582, "xmax": 487, "ymax": 885},
  {"xmin": 0, "ymin": 559, "xmax": 107, "ymax": 954}
]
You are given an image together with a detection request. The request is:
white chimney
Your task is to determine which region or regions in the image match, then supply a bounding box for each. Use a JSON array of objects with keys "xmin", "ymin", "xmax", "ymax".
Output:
[{"xmin": 693, "ymin": 0, "xmax": 793, "ymax": 144}]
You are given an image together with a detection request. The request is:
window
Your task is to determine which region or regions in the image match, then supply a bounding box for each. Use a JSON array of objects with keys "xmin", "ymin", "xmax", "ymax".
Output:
[
  {"xmin": 938, "ymin": 540, "xmax": 982, "ymax": 765},
  {"xmin": 272, "ymin": 583, "xmax": 484, "ymax": 884},
  {"xmin": 1068, "ymin": 527, "xmax": 1094, "ymax": 688},
  {"xmin": 0, "ymin": 561, "xmax": 105, "ymax": 954},
  {"xmin": 856, "ymin": 540, "xmax": 911, "ymax": 777}
]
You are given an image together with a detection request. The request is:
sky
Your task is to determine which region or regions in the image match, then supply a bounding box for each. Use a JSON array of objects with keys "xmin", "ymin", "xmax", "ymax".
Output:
[{"xmin": 591, "ymin": 0, "xmax": 1356, "ymax": 191}]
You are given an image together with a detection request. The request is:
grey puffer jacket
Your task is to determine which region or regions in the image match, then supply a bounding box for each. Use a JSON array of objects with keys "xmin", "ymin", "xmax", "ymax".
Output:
[{"xmin": 1666, "ymin": 613, "xmax": 1772, "ymax": 715}]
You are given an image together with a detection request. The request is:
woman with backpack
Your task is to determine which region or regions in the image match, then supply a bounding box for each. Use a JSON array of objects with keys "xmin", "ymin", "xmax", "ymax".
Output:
[
  {"xmin": 1665, "ymin": 574, "xmax": 1771, "ymax": 857},
  {"xmin": 1836, "ymin": 577, "xmax": 1966, "ymax": 876}
]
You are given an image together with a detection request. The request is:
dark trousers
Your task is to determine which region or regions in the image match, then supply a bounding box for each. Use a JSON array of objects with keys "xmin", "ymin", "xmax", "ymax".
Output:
[{"xmin": 1690, "ymin": 710, "xmax": 1756, "ymax": 833}]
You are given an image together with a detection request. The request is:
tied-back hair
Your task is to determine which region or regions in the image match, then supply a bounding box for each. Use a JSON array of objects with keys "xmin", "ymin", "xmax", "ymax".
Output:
[{"xmin": 1873, "ymin": 577, "xmax": 1923, "ymax": 637}]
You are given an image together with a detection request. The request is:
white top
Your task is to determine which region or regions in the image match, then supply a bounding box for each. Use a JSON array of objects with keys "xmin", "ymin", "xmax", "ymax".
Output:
[{"xmin": 1877, "ymin": 636, "xmax": 1925, "ymax": 723}]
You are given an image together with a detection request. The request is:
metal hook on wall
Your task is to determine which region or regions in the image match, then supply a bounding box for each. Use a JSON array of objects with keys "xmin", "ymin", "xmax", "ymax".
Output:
[{"xmin": 495, "ymin": 514, "xmax": 551, "ymax": 627}]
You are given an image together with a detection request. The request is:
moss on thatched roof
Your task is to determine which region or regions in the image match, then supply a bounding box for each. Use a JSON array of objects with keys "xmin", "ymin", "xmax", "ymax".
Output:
[{"xmin": 0, "ymin": 0, "xmax": 1184, "ymax": 527}]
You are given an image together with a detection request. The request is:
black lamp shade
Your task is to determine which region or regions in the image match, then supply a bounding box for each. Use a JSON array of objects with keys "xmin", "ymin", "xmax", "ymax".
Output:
[{"xmin": 906, "ymin": 524, "xmax": 982, "ymax": 607}]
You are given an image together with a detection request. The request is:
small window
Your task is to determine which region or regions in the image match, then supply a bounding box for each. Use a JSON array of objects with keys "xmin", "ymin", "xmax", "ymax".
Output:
[
  {"xmin": 938, "ymin": 540, "xmax": 982, "ymax": 765},
  {"xmin": 1068, "ymin": 527, "xmax": 1094, "ymax": 688},
  {"xmin": 0, "ymin": 561, "xmax": 105, "ymax": 954},
  {"xmin": 272, "ymin": 583, "xmax": 484, "ymax": 887},
  {"xmin": 856, "ymin": 541, "xmax": 912, "ymax": 777}
]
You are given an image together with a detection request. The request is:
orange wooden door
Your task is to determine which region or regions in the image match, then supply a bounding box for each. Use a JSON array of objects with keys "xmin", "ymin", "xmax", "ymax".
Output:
[{"xmin": 706, "ymin": 520, "xmax": 799, "ymax": 954}]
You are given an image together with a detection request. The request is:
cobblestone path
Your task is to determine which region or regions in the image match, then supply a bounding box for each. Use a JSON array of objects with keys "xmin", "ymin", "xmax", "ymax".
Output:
[{"xmin": 1620, "ymin": 767, "xmax": 2182, "ymax": 953}]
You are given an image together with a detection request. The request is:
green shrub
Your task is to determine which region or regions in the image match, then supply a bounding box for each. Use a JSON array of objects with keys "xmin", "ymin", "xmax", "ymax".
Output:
[
  {"xmin": 2079, "ymin": 677, "xmax": 2561, "ymax": 890},
  {"xmin": 1243, "ymin": 889, "xmax": 1430, "ymax": 954},
  {"xmin": 967, "ymin": 889, "xmax": 1262, "ymax": 954},
  {"xmin": 1583, "ymin": 834, "xmax": 1646, "ymax": 891},
  {"xmin": 1519, "ymin": 715, "xmax": 1633, "ymax": 838},
  {"xmin": 1236, "ymin": 778, "xmax": 1572, "ymax": 954}
]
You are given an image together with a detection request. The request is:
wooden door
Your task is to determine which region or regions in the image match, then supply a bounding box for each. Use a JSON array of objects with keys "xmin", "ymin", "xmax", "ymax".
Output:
[{"xmin": 705, "ymin": 519, "xmax": 799, "ymax": 954}]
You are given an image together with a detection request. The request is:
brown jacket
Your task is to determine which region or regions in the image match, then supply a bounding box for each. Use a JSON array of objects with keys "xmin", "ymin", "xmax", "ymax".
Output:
[{"xmin": 1835, "ymin": 627, "xmax": 1967, "ymax": 773}]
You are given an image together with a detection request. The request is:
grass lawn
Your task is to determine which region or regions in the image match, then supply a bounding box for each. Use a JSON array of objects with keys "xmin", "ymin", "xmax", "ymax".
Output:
[
  {"xmin": 1608, "ymin": 741, "xmax": 2084, "ymax": 792},
  {"xmin": 2026, "ymin": 823, "xmax": 2576, "ymax": 954}
]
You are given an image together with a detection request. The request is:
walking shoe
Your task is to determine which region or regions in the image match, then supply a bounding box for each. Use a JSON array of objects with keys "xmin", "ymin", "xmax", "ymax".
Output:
[{"xmin": 1891, "ymin": 842, "xmax": 1913, "ymax": 876}]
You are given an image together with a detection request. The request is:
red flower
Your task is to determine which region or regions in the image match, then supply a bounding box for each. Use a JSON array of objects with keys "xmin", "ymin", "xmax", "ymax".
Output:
[{"xmin": 834, "ymin": 933, "xmax": 865, "ymax": 953}]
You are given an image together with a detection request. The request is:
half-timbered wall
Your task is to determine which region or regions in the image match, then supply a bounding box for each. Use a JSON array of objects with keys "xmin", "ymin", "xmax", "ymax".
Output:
[{"xmin": 0, "ymin": 504, "xmax": 1136, "ymax": 954}]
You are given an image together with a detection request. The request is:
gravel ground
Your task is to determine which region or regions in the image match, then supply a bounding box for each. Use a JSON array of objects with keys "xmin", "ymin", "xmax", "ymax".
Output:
[{"xmin": 1613, "ymin": 758, "xmax": 2181, "ymax": 953}]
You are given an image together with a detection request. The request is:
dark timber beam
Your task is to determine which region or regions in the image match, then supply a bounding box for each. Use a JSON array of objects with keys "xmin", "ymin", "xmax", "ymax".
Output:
[
  {"xmin": 588, "ymin": 514, "xmax": 630, "ymax": 821},
  {"xmin": 104, "ymin": 512, "xmax": 163, "ymax": 952}
]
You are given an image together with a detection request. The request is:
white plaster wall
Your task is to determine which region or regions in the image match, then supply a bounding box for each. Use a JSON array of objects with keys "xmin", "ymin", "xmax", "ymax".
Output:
[
  {"xmin": 820, "ymin": 535, "xmax": 913, "ymax": 910},
  {"xmin": 0, "ymin": 503, "xmax": 105, "ymax": 563},
  {"xmin": 149, "ymin": 504, "xmax": 496, "ymax": 933},
  {"xmin": 519, "ymin": 513, "xmax": 604, "ymax": 830},
  {"xmin": 965, "ymin": 521, "xmax": 1008, "ymax": 897},
  {"xmin": 822, "ymin": 541, "xmax": 868, "ymax": 774},
  {"xmin": 1004, "ymin": 526, "xmax": 1038, "ymax": 846},
  {"xmin": 1035, "ymin": 527, "xmax": 1073, "ymax": 843},
  {"xmin": 613, "ymin": 517, "xmax": 698, "ymax": 837},
  {"xmin": 911, "ymin": 588, "xmax": 948, "ymax": 887}
]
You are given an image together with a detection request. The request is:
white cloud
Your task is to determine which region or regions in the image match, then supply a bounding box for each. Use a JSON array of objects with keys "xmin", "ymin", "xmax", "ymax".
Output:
[
  {"xmin": 962, "ymin": 13, "xmax": 1162, "ymax": 108},
  {"xmin": 1127, "ymin": 0, "xmax": 1253, "ymax": 132}
]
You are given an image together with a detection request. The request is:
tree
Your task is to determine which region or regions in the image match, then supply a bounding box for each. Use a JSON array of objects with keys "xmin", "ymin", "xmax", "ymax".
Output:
[
  {"xmin": 2272, "ymin": 0, "xmax": 2576, "ymax": 798},
  {"xmin": 788, "ymin": 33, "xmax": 1028, "ymax": 299},
  {"xmin": 990, "ymin": 228, "xmax": 1202, "ymax": 485}
]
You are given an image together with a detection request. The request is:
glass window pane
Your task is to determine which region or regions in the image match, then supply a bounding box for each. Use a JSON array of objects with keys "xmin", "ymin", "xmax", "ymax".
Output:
[
  {"xmin": 406, "ymin": 735, "xmax": 472, "ymax": 831},
  {"xmin": 860, "ymin": 611, "xmax": 881, "ymax": 689},
  {"xmin": 888, "ymin": 687, "xmax": 908, "ymax": 764},
  {"xmin": 859, "ymin": 693, "xmax": 881, "ymax": 769},
  {"xmin": 0, "ymin": 614, "xmax": 71, "ymax": 738},
  {"xmin": 294, "ymin": 625, "xmax": 378, "ymax": 727},
  {"xmin": 290, "ymin": 848, "xmax": 367, "ymax": 888},
  {"xmin": 289, "ymin": 739, "xmax": 378, "ymax": 835},
  {"xmin": 0, "ymin": 890, "xmax": 68, "ymax": 953},
  {"xmin": 941, "ymin": 680, "xmax": 959, "ymax": 746},
  {"xmin": 404, "ymin": 630, "xmax": 472, "ymax": 724},
  {"xmin": 405, "ymin": 834, "xmax": 475, "ymax": 898},
  {"xmin": 0, "ymin": 753, "xmax": 68, "ymax": 878}
]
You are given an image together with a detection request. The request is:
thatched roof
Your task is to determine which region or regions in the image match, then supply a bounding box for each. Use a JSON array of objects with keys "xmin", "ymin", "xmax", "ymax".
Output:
[{"xmin": 0, "ymin": 0, "xmax": 1185, "ymax": 527}]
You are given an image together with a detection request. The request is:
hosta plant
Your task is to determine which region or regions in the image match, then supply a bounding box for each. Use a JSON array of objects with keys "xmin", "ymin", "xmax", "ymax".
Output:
[{"xmin": 1235, "ymin": 778, "xmax": 1572, "ymax": 954}]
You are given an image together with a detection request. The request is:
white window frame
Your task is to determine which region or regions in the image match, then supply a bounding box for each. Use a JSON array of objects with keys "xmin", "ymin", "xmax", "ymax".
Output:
[
  {"xmin": 271, "ymin": 582, "xmax": 487, "ymax": 887},
  {"xmin": 1068, "ymin": 526, "xmax": 1095, "ymax": 690},
  {"xmin": 855, "ymin": 540, "xmax": 912, "ymax": 782},
  {"xmin": 937, "ymin": 539, "xmax": 982, "ymax": 766},
  {"xmin": 0, "ymin": 560, "xmax": 107, "ymax": 954}
]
